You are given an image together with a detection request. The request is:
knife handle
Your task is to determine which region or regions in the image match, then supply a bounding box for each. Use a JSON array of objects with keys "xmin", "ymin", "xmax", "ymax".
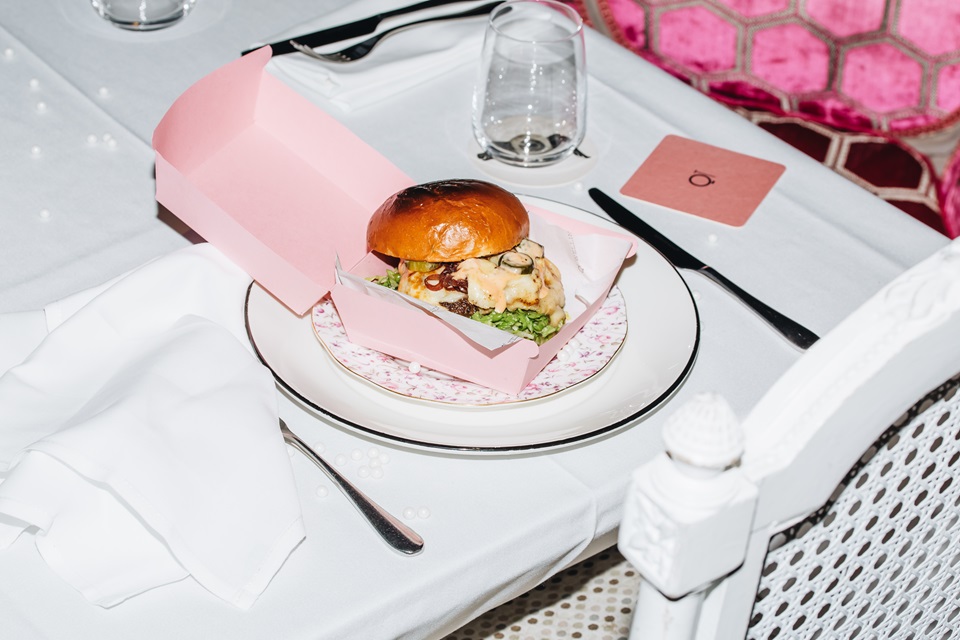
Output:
[
  {"xmin": 379, "ymin": 0, "xmax": 484, "ymax": 21},
  {"xmin": 698, "ymin": 266, "xmax": 819, "ymax": 350}
]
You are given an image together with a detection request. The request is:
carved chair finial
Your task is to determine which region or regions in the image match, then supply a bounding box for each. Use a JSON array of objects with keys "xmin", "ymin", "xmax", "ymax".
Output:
[{"xmin": 663, "ymin": 392, "xmax": 744, "ymax": 472}]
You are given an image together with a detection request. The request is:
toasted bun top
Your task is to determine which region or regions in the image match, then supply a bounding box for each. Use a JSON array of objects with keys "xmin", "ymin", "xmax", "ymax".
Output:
[{"xmin": 366, "ymin": 179, "xmax": 530, "ymax": 262}]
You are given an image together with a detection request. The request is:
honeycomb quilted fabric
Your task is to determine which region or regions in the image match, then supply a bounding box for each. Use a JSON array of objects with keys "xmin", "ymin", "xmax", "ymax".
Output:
[{"xmin": 569, "ymin": 0, "xmax": 960, "ymax": 237}]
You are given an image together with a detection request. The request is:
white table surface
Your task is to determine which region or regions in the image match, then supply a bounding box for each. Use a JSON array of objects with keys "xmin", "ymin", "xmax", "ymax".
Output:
[{"xmin": 0, "ymin": 1, "xmax": 949, "ymax": 639}]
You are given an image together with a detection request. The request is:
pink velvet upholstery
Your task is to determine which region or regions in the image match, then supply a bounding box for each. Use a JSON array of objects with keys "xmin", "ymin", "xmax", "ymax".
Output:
[{"xmin": 571, "ymin": 0, "xmax": 960, "ymax": 237}]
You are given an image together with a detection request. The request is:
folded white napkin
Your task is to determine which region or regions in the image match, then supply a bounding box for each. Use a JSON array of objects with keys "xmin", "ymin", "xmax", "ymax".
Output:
[
  {"xmin": 0, "ymin": 244, "xmax": 304, "ymax": 609},
  {"xmin": 265, "ymin": 0, "xmax": 488, "ymax": 111}
]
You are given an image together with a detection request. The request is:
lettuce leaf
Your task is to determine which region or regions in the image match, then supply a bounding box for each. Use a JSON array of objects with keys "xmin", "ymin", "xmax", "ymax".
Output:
[
  {"xmin": 369, "ymin": 269, "xmax": 400, "ymax": 290},
  {"xmin": 471, "ymin": 309, "xmax": 561, "ymax": 344}
]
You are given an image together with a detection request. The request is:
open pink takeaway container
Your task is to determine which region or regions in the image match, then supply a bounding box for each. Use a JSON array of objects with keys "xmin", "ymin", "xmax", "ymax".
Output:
[{"xmin": 153, "ymin": 47, "xmax": 636, "ymax": 395}]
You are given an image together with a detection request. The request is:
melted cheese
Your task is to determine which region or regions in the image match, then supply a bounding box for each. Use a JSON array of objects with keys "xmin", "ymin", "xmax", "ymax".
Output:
[
  {"xmin": 536, "ymin": 256, "xmax": 566, "ymax": 326},
  {"xmin": 396, "ymin": 243, "xmax": 566, "ymax": 326}
]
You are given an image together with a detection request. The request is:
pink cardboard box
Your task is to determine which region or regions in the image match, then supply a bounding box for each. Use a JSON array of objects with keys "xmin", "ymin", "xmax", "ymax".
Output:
[{"xmin": 153, "ymin": 47, "xmax": 635, "ymax": 395}]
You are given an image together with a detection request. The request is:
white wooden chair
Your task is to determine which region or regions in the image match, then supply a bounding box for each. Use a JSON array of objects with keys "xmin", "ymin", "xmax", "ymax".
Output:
[{"xmin": 619, "ymin": 237, "xmax": 960, "ymax": 640}]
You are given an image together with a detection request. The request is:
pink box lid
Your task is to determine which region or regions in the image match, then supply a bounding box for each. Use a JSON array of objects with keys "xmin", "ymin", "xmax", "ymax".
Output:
[{"xmin": 152, "ymin": 46, "xmax": 413, "ymax": 315}]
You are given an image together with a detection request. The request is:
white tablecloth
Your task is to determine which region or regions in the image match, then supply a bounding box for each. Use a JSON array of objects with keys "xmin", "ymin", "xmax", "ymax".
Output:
[{"xmin": 0, "ymin": 1, "xmax": 949, "ymax": 639}]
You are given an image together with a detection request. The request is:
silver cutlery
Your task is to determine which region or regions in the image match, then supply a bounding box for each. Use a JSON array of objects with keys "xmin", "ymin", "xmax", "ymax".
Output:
[
  {"xmin": 589, "ymin": 188, "xmax": 819, "ymax": 350},
  {"xmin": 244, "ymin": 0, "xmax": 481, "ymax": 56},
  {"xmin": 290, "ymin": 1, "xmax": 502, "ymax": 63},
  {"xmin": 279, "ymin": 418, "xmax": 424, "ymax": 555}
]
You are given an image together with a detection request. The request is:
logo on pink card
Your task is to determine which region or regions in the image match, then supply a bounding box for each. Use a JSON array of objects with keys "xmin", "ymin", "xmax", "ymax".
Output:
[{"xmin": 620, "ymin": 135, "xmax": 785, "ymax": 227}]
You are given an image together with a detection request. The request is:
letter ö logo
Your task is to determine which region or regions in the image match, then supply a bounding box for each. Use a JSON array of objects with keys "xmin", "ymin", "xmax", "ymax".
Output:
[{"xmin": 688, "ymin": 170, "xmax": 715, "ymax": 187}]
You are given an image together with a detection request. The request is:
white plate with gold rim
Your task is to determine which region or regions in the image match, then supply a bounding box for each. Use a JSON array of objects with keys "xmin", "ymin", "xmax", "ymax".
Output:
[{"xmin": 245, "ymin": 196, "xmax": 699, "ymax": 453}]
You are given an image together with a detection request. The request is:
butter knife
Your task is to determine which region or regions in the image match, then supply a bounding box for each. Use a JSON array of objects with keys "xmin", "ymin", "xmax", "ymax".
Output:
[
  {"xmin": 588, "ymin": 188, "xmax": 819, "ymax": 350},
  {"xmin": 244, "ymin": 0, "xmax": 481, "ymax": 56}
]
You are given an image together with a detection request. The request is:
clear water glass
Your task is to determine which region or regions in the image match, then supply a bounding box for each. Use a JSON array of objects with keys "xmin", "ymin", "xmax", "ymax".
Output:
[
  {"xmin": 472, "ymin": 0, "xmax": 586, "ymax": 167},
  {"xmin": 90, "ymin": 0, "xmax": 194, "ymax": 30}
]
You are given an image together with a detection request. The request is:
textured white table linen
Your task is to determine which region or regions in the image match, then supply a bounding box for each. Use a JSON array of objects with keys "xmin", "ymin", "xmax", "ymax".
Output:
[
  {"xmin": 265, "ymin": 0, "xmax": 488, "ymax": 112},
  {"xmin": 0, "ymin": 1, "xmax": 952, "ymax": 639},
  {"xmin": 0, "ymin": 244, "xmax": 304, "ymax": 609},
  {"xmin": 0, "ymin": 23, "xmax": 190, "ymax": 313}
]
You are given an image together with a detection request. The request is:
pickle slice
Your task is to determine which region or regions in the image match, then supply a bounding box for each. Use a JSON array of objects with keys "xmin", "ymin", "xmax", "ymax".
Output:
[
  {"xmin": 498, "ymin": 252, "xmax": 534, "ymax": 274},
  {"xmin": 405, "ymin": 260, "xmax": 442, "ymax": 272}
]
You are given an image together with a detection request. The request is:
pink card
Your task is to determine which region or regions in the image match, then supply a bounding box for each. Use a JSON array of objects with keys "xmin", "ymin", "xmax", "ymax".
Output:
[{"xmin": 620, "ymin": 135, "xmax": 785, "ymax": 226}]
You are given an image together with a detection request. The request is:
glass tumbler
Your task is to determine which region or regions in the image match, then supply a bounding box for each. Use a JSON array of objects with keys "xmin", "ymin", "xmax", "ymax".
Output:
[
  {"xmin": 472, "ymin": 0, "xmax": 586, "ymax": 167},
  {"xmin": 91, "ymin": 0, "xmax": 193, "ymax": 30}
]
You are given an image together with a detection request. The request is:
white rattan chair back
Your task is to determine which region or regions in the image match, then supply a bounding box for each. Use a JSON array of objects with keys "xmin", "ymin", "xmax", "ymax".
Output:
[
  {"xmin": 749, "ymin": 375, "xmax": 960, "ymax": 639},
  {"xmin": 619, "ymin": 237, "xmax": 960, "ymax": 640}
]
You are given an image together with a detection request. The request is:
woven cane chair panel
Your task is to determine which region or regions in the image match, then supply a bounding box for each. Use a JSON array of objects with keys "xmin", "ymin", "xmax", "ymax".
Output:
[{"xmin": 748, "ymin": 375, "xmax": 960, "ymax": 640}]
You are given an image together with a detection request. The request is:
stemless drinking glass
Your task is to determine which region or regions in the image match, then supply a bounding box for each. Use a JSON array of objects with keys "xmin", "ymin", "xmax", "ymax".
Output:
[
  {"xmin": 472, "ymin": 0, "xmax": 586, "ymax": 167},
  {"xmin": 90, "ymin": 0, "xmax": 194, "ymax": 31}
]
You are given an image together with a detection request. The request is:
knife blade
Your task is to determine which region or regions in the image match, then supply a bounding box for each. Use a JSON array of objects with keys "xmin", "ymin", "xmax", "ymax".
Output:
[
  {"xmin": 588, "ymin": 188, "xmax": 819, "ymax": 350},
  {"xmin": 243, "ymin": 0, "xmax": 482, "ymax": 56}
]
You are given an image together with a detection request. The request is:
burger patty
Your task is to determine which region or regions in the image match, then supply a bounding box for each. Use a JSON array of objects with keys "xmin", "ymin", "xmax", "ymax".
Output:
[{"xmin": 440, "ymin": 298, "xmax": 480, "ymax": 317}]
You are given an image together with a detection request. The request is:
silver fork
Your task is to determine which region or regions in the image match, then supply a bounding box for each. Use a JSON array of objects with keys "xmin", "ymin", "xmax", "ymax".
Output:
[
  {"xmin": 290, "ymin": 1, "xmax": 502, "ymax": 63},
  {"xmin": 279, "ymin": 418, "xmax": 424, "ymax": 555}
]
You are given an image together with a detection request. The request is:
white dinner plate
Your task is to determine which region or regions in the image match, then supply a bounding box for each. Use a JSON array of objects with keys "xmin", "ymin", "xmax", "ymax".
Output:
[{"xmin": 245, "ymin": 196, "xmax": 700, "ymax": 453}]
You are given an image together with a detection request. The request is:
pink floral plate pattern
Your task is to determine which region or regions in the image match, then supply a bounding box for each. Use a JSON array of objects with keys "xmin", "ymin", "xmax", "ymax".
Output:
[{"xmin": 311, "ymin": 288, "xmax": 627, "ymax": 406}]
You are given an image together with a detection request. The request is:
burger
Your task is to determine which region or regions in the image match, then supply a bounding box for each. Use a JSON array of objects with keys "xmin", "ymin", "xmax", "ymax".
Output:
[{"xmin": 366, "ymin": 179, "xmax": 566, "ymax": 344}]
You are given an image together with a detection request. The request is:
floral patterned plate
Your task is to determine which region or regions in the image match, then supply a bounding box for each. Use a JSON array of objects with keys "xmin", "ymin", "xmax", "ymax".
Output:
[{"xmin": 311, "ymin": 288, "xmax": 628, "ymax": 406}]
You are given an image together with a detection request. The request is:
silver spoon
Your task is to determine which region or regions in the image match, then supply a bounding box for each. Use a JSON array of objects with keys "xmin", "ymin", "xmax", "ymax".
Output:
[{"xmin": 280, "ymin": 418, "xmax": 424, "ymax": 555}]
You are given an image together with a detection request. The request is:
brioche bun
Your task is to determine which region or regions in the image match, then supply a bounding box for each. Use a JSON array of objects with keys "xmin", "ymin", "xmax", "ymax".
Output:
[{"xmin": 366, "ymin": 179, "xmax": 530, "ymax": 262}]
